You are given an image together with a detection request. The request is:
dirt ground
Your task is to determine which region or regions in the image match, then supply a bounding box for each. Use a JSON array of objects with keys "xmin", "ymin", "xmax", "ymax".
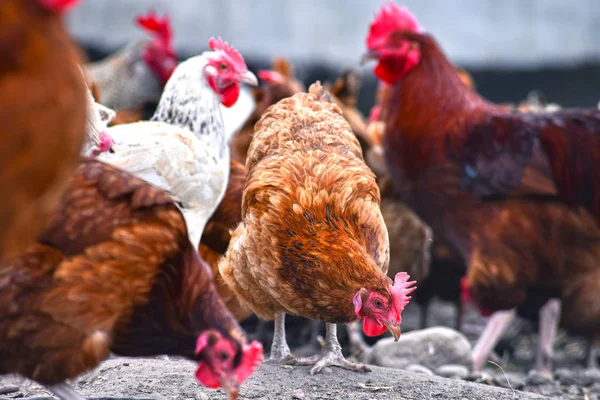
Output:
[{"xmin": 0, "ymin": 357, "xmax": 546, "ymax": 400}]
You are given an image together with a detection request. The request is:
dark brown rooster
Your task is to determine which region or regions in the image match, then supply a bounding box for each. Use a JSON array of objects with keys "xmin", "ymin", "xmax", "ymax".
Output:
[
  {"xmin": 0, "ymin": 159, "xmax": 262, "ymax": 400},
  {"xmin": 363, "ymin": 2, "xmax": 600, "ymax": 375},
  {"xmin": 0, "ymin": 0, "xmax": 86, "ymax": 262}
]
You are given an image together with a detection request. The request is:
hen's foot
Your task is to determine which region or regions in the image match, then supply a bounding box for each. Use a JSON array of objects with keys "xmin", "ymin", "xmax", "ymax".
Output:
[
  {"xmin": 289, "ymin": 348, "xmax": 371, "ymax": 375},
  {"xmin": 269, "ymin": 312, "xmax": 293, "ymax": 362}
]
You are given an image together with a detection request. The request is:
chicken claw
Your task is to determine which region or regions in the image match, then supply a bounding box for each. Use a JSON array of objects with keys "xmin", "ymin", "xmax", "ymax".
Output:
[{"xmin": 288, "ymin": 323, "xmax": 372, "ymax": 375}]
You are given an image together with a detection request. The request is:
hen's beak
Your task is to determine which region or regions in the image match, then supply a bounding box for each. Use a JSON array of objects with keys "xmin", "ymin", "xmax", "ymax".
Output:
[
  {"xmin": 219, "ymin": 376, "xmax": 240, "ymax": 400},
  {"xmin": 383, "ymin": 321, "xmax": 401, "ymax": 341},
  {"xmin": 240, "ymin": 70, "xmax": 258, "ymax": 87},
  {"xmin": 360, "ymin": 50, "xmax": 380, "ymax": 65}
]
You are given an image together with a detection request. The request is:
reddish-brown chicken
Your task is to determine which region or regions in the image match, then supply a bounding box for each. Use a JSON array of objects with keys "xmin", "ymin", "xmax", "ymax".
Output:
[
  {"xmin": 364, "ymin": 3, "xmax": 600, "ymax": 374},
  {"xmin": 219, "ymin": 82, "xmax": 415, "ymax": 374},
  {"xmin": 0, "ymin": 0, "xmax": 86, "ymax": 262},
  {"xmin": 229, "ymin": 57, "xmax": 305, "ymax": 163},
  {"xmin": 0, "ymin": 159, "xmax": 262, "ymax": 400},
  {"xmin": 199, "ymin": 159, "xmax": 251, "ymax": 322}
]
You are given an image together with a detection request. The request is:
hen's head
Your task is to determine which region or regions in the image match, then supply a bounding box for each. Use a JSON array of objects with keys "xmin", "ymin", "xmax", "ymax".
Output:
[
  {"xmin": 136, "ymin": 11, "xmax": 178, "ymax": 86},
  {"xmin": 204, "ymin": 38, "xmax": 258, "ymax": 108},
  {"xmin": 363, "ymin": 2, "xmax": 423, "ymax": 84},
  {"xmin": 38, "ymin": 0, "xmax": 79, "ymax": 13},
  {"xmin": 195, "ymin": 330, "xmax": 263, "ymax": 400},
  {"xmin": 353, "ymin": 272, "xmax": 416, "ymax": 341}
]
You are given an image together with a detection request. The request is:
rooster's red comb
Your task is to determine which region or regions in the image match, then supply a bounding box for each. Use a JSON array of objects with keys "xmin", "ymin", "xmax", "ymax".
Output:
[
  {"xmin": 390, "ymin": 272, "xmax": 417, "ymax": 311},
  {"xmin": 136, "ymin": 11, "xmax": 173, "ymax": 44},
  {"xmin": 38, "ymin": 0, "xmax": 79, "ymax": 13},
  {"xmin": 208, "ymin": 37, "xmax": 247, "ymax": 71},
  {"xmin": 367, "ymin": 2, "xmax": 422, "ymax": 50}
]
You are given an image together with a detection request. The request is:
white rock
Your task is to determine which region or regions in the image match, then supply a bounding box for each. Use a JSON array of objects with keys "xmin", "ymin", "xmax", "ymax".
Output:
[{"xmin": 363, "ymin": 327, "xmax": 472, "ymax": 370}]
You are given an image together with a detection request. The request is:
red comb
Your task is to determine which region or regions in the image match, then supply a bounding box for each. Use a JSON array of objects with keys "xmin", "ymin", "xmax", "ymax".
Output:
[
  {"xmin": 38, "ymin": 0, "xmax": 79, "ymax": 13},
  {"xmin": 136, "ymin": 11, "xmax": 173, "ymax": 45},
  {"xmin": 390, "ymin": 272, "xmax": 416, "ymax": 311},
  {"xmin": 208, "ymin": 37, "xmax": 247, "ymax": 70},
  {"xmin": 367, "ymin": 2, "xmax": 422, "ymax": 50},
  {"xmin": 258, "ymin": 70, "xmax": 285, "ymax": 84}
]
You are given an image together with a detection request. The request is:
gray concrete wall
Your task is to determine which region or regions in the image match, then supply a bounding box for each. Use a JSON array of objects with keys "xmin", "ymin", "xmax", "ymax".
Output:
[{"xmin": 68, "ymin": 0, "xmax": 600, "ymax": 69}]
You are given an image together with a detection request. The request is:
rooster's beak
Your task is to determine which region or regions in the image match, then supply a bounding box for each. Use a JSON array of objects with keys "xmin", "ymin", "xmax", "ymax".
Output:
[
  {"xmin": 240, "ymin": 70, "xmax": 258, "ymax": 87},
  {"xmin": 383, "ymin": 321, "xmax": 401, "ymax": 341},
  {"xmin": 360, "ymin": 50, "xmax": 380, "ymax": 65}
]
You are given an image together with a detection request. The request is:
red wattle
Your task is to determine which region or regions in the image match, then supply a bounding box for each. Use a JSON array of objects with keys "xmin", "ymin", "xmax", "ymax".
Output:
[
  {"xmin": 195, "ymin": 362, "xmax": 220, "ymax": 389},
  {"xmin": 362, "ymin": 317, "xmax": 387, "ymax": 337}
]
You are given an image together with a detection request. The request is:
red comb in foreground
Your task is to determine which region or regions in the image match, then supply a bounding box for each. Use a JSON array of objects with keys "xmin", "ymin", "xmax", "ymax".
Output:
[
  {"xmin": 38, "ymin": 0, "xmax": 79, "ymax": 13},
  {"xmin": 390, "ymin": 272, "xmax": 417, "ymax": 311},
  {"xmin": 136, "ymin": 11, "xmax": 173, "ymax": 45},
  {"xmin": 258, "ymin": 70, "xmax": 285, "ymax": 84},
  {"xmin": 195, "ymin": 337, "xmax": 263, "ymax": 389},
  {"xmin": 208, "ymin": 37, "xmax": 247, "ymax": 71},
  {"xmin": 367, "ymin": 2, "xmax": 422, "ymax": 49}
]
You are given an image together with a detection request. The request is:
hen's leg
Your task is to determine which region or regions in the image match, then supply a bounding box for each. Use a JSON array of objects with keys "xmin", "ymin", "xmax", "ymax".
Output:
[
  {"xmin": 455, "ymin": 298, "xmax": 464, "ymax": 332},
  {"xmin": 269, "ymin": 312, "xmax": 292, "ymax": 362},
  {"xmin": 347, "ymin": 321, "xmax": 371, "ymax": 357},
  {"xmin": 290, "ymin": 323, "xmax": 371, "ymax": 375},
  {"xmin": 46, "ymin": 383, "xmax": 87, "ymax": 400},
  {"xmin": 536, "ymin": 299, "xmax": 561, "ymax": 377},
  {"xmin": 587, "ymin": 336, "xmax": 599, "ymax": 370},
  {"xmin": 472, "ymin": 309, "xmax": 516, "ymax": 372}
]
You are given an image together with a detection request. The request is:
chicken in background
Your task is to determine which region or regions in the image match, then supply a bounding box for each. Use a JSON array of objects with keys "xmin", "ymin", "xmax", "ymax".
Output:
[
  {"xmin": 363, "ymin": 2, "xmax": 600, "ymax": 375},
  {"xmin": 0, "ymin": 0, "xmax": 87, "ymax": 263},
  {"xmin": 326, "ymin": 69, "xmax": 370, "ymax": 146},
  {"xmin": 199, "ymin": 159, "xmax": 252, "ymax": 322},
  {"xmin": 517, "ymin": 90, "xmax": 562, "ymax": 113},
  {"xmin": 84, "ymin": 11, "xmax": 177, "ymax": 113},
  {"xmin": 219, "ymin": 82, "xmax": 416, "ymax": 374},
  {"xmin": 229, "ymin": 57, "xmax": 305, "ymax": 163},
  {"xmin": 0, "ymin": 157, "xmax": 262, "ymax": 400},
  {"xmin": 93, "ymin": 37, "xmax": 258, "ymax": 249}
]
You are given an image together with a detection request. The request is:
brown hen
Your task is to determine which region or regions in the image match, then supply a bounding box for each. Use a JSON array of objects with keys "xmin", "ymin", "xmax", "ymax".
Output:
[
  {"xmin": 0, "ymin": 0, "xmax": 86, "ymax": 262},
  {"xmin": 219, "ymin": 82, "xmax": 415, "ymax": 375},
  {"xmin": 0, "ymin": 159, "xmax": 262, "ymax": 400}
]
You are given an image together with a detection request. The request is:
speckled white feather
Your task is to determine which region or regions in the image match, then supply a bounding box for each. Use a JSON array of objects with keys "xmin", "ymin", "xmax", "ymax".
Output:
[{"xmin": 93, "ymin": 53, "xmax": 230, "ymax": 248}]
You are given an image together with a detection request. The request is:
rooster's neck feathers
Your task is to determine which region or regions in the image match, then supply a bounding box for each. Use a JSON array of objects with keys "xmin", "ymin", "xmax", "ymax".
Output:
[{"xmin": 151, "ymin": 53, "xmax": 227, "ymax": 157}]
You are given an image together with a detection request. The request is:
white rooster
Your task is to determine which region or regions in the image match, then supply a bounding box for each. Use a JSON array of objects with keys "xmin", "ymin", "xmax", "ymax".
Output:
[{"xmin": 91, "ymin": 37, "xmax": 257, "ymax": 247}]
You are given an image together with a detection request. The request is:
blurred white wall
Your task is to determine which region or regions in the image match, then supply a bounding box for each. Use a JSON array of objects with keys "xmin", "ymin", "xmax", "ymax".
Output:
[{"xmin": 68, "ymin": 0, "xmax": 600, "ymax": 69}]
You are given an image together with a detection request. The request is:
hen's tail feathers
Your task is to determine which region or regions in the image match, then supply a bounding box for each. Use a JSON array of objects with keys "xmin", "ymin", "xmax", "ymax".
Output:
[
  {"xmin": 330, "ymin": 69, "xmax": 362, "ymax": 107},
  {"xmin": 308, "ymin": 81, "xmax": 332, "ymax": 103}
]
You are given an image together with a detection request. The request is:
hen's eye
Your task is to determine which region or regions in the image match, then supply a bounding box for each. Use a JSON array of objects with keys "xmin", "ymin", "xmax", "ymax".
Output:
[
  {"xmin": 219, "ymin": 63, "xmax": 228, "ymax": 71},
  {"xmin": 218, "ymin": 350, "xmax": 229, "ymax": 361},
  {"xmin": 373, "ymin": 299, "xmax": 383, "ymax": 309}
]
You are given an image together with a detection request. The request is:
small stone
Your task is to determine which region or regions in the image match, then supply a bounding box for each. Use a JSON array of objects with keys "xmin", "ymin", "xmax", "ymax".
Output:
[
  {"xmin": 556, "ymin": 368, "xmax": 592, "ymax": 386},
  {"xmin": 465, "ymin": 371, "xmax": 493, "ymax": 384},
  {"xmin": 405, "ymin": 364, "xmax": 434, "ymax": 375},
  {"xmin": 0, "ymin": 386, "xmax": 19, "ymax": 395},
  {"xmin": 435, "ymin": 364, "xmax": 469, "ymax": 379},
  {"xmin": 195, "ymin": 393, "xmax": 209, "ymax": 400},
  {"xmin": 526, "ymin": 370, "xmax": 554, "ymax": 386},
  {"xmin": 567, "ymin": 385, "xmax": 582, "ymax": 396},
  {"xmin": 322, "ymin": 367, "xmax": 333, "ymax": 375},
  {"xmin": 493, "ymin": 372, "xmax": 526, "ymax": 390},
  {"xmin": 291, "ymin": 389, "xmax": 305, "ymax": 399}
]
